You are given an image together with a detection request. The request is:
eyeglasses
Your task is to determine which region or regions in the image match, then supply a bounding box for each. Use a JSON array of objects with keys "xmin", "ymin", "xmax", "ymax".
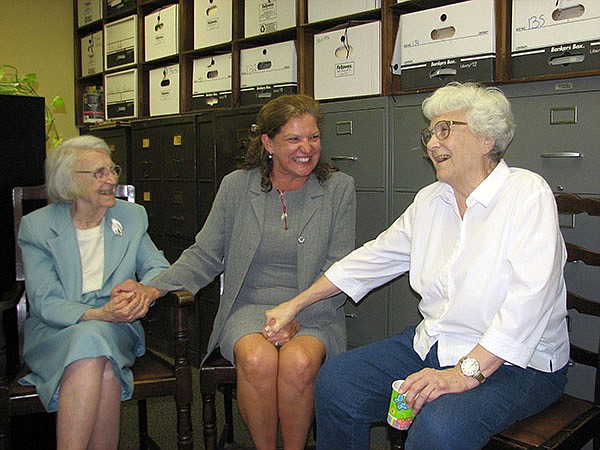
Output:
[
  {"xmin": 75, "ymin": 164, "xmax": 121, "ymax": 181},
  {"xmin": 421, "ymin": 120, "xmax": 468, "ymax": 146}
]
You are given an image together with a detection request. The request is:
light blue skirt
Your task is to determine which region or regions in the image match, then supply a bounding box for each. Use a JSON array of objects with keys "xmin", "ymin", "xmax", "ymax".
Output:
[{"xmin": 20, "ymin": 319, "xmax": 143, "ymax": 412}]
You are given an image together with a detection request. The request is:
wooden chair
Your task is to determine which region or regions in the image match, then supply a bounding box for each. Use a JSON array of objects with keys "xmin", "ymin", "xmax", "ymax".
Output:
[
  {"xmin": 0, "ymin": 184, "xmax": 195, "ymax": 450},
  {"xmin": 200, "ymin": 340, "xmax": 321, "ymax": 450},
  {"xmin": 200, "ymin": 347, "xmax": 237, "ymax": 450},
  {"xmin": 390, "ymin": 193, "xmax": 600, "ymax": 450}
]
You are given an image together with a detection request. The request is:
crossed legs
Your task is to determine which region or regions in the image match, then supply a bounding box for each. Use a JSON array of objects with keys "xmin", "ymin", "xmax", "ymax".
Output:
[
  {"xmin": 234, "ymin": 333, "xmax": 325, "ymax": 450},
  {"xmin": 56, "ymin": 356, "xmax": 121, "ymax": 450}
]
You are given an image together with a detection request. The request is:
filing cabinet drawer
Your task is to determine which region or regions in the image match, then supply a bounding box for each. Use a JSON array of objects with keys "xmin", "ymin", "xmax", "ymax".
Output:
[
  {"xmin": 134, "ymin": 180, "xmax": 163, "ymax": 234},
  {"xmin": 320, "ymin": 98, "xmax": 388, "ymax": 189},
  {"xmin": 163, "ymin": 181, "xmax": 198, "ymax": 238},
  {"xmin": 502, "ymin": 77, "xmax": 600, "ymax": 194},
  {"xmin": 345, "ymin": 191, "xmax": 390, "ymax": 348},
  {"xmin": 197, "ymin": 116, "xmax": 216, "ymax": 181},
  {"xmin": 389, "ymin": 192, "xmax": 422, "ymax": 336},
  {"xmin": 392, "ymin": 99, "xmax": 436, "ymax": 190},
  {"xmin": 163, "ymin": 235, "xmax": 194, "ymax": 264},
  {"xmin": 162, "ymin": 122, "xmax": 196, "ymax": 180},
  {"xmin": 132, "ymin": 124, "xmax": 162, "ymax": 179},
  {"xmin": 214, "ymin": 108, "xmax": 260, "ymax": 184},
  {"xmin": 90, "ymin": 127, "xmax": 131, "ymax": 183}
]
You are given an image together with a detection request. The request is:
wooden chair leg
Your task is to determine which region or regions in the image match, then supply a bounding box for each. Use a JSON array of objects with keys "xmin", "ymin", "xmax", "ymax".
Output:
[
  {"xmin": 202, "ymin": 385, "xmax": 218, "ymax": 450},
  {"xmin": 389, "ymin": 427, "xmax": 407, "ymax": 450},
  {"xmin": 138, "ymin": 399, "xmax": 149, "ymax": 450},
  {"xmin": 223, "ymin": 385, "xmax": 234, "ymax": 445}
]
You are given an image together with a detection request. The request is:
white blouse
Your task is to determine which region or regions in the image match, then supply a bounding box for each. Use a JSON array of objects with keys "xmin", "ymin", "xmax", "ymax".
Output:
[
  {"xmin": 76, "ymin": 222, "xmax": 105, "ymax": 294},
  {"xmin": 326, "ymin": 160, "xmax": 570, "ymax": 373}
]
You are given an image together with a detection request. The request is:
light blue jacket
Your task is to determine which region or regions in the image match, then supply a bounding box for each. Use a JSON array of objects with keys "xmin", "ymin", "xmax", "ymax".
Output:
[{"xmin": 18, "ymin": 199, "xmax": 170, "ymax": 356}]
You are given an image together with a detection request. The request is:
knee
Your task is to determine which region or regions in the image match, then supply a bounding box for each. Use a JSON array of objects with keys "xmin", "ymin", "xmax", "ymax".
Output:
[
  {"xmin": 101, "ymin": 358, "xmax": 119, "ymax": 385},
  {"xmin": 236, "ymin": 347, "xmax": 278, "ymax": 383},
  {"xmin": 279, "ymin": 348, "xmax": 320, "ymax": 387},
  {"xmin": 407, "ymin": 409, "xmax": 469, "ymax": 450}
]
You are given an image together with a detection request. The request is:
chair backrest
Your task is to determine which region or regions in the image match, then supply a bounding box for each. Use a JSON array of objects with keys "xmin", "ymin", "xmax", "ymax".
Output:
[
  {"xmin": 10, "ymin": 184, "xmax": 136, "ymax": 361},
  {"xmin": 556, "ymin": 193, "xmax": 600, "ymax": 405}
]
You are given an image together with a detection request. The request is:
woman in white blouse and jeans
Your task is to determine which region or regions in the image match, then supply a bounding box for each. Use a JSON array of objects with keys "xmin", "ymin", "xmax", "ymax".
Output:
[{"xmin": 263, "ymin": 82, "xmax": 570, "ymax": 450}]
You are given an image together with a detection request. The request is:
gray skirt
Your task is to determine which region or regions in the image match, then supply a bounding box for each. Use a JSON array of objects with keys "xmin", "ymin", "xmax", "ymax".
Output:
[{"xmin": 218, "ymin": 302, "xmax": 335, "ymax": 365}]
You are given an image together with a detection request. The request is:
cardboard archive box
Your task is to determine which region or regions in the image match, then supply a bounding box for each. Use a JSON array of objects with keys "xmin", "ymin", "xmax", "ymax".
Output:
[
  {"xmin": 313, "ymin": 21, "xmax": 381, "ymax": 100},
  {"xmin": 104, "ymin": 15, "xmax": 138, "ymax": 70},
  {"xmin": 77, "ymin": 0, "xmax": 102, "ymax": 27},
  {"xmin": 308, "ymin": 0, "xmax": 381, "ymax": 23},
  {"xmin": 145, "ymin": 4, "xmax": 179, "ymax": 62},
  {"xmin": 244, "ymin": 0, "xmax": 296, "ymax": 38},
  {"xmin": 107, "ymin": 0, "xmax": 136, "ymax": 17},
  {"xmin": 392, "ymin": 0, "xmax": 496, "ymax": 90},
  {"xmin": 512, "ymin": 0, "xmax": 600, "ymax": 78},
  {"xmin": 81, "ymin": 30, "xmax": 103, "ymax": 77},
  {"xmin": 192, "ymin": 53, "xmax": 232, "ymax": 109},
  {"xmin": 240, "ymin": 40, "xmax": 297, "ymax": 105},
  {"xmin": 105, "ymin": 68, "xmax": 137, "ymax": 120},
  {"xmin": 194, "ymin": 0, "xmax": 233, "ymax": 49},
  {"xmin": 149, "ymin": 64, "xmax": 180, "ymax": 116}
]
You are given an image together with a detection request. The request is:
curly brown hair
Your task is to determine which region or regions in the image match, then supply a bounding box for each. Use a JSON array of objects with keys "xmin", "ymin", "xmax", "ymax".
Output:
[{"xmin": 239, "ymin": 94, "xmax": 338, "ymax": 192}]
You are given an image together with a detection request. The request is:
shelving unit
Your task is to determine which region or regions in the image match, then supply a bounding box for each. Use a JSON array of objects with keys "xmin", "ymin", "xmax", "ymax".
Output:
[{"xmin": 74, "ymin": 0, "xmax": 600, "ymax": 126}]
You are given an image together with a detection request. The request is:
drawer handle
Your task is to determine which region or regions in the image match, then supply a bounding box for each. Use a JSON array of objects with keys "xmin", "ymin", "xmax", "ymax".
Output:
[
  {"xmin": 345, "ymin": 313, "xmax": 358, "ymax": 319},
  {"xmin": 330, "ymin": 156, "xmax": 358, "ymax": 161},
  {"xmin": 539, "ymin": 152, "xmax": 583, "ymax": 159}
]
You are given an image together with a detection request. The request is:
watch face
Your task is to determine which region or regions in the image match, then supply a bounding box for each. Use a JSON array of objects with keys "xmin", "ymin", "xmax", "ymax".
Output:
[{"xmin": 460, "ymin": 357, "xmax": 480, "ymax": 377}]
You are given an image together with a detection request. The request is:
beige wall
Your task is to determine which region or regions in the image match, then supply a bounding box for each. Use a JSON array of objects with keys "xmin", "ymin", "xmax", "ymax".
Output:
[{"xmin": 0, "ymin": 0, "xmax": 78, "ymax": 145}]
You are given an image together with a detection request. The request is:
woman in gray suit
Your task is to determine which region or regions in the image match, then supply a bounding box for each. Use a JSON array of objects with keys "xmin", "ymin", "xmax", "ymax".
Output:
[{"xmin": 113, "ymin": 94, "xmax": 356, "ymax": 450}]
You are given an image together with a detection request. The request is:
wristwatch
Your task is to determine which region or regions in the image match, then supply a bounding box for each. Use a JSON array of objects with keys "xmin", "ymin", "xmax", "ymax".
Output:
[{"xmin": 458, "ymin": 356, "xmax": 486, "ymax": 384}]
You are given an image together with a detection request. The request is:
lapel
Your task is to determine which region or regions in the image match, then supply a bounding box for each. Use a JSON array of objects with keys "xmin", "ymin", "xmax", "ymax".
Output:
[
  {"xmin": 296, "ymin": 176, "xmax": 324, "ymax": 289},
  {"xmin": 47, "ymin": 203, "xmax": 83, "ymax": 298},
  {"xmin": 103, "ymin": 205, "xmax": 131, "ymax": 285}
]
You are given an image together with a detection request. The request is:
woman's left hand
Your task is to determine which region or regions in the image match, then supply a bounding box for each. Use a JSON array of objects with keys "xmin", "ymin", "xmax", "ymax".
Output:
[
  {"xmin": 262, "ymin": 319, "xmax": 301, "ymax": 347},
  {"xmin": 263, "ymin": 300, "xmax": 300, "ymax": 337}
]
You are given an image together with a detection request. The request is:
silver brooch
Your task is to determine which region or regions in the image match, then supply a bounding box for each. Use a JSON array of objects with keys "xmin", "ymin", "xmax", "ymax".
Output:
[{"xmin": 111, "ymin": 218, "xmax": 123, "ymax": 237}]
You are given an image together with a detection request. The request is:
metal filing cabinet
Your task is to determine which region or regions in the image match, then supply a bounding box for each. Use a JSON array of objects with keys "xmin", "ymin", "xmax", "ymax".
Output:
[
  {"xmin": 131, "ymin": 115, "xmax": 207, "ymax": 364},
  {"xmin": 320, "ymin": 96, "xmax": 392, "ymax": 349},
  {"xmin": 389, "ymin": 92, "xmax": 435, "ymax": 337},
  {"xmin": 213, "ymin": 106, "xmax": 261, "ymax": 186},
  {"xmin": 500, "ymin": 76, "xmax": 600, "ymax": 406},
  {"xmin": 88, "ymin": 125, "xmax": 132, "ymax": 184}
]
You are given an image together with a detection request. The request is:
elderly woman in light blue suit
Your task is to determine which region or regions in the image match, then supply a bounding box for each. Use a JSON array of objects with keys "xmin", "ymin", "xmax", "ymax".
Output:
[
  {"xmin": 18, "ymin": 135, "xmax": 169, "ymax": 450},
  {"xmin": 113, "ymin": 94, "xmax": 356, "ymax": 450}
]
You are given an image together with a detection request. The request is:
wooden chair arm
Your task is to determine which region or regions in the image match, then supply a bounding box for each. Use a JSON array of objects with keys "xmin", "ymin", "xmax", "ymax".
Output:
[
  {"xmin": 0, "ymin": 281, "xmax": 25, "ymax": 313},
  {"xmin": 157, "ymin": 290, "xmax": 195, "ymax": 309}
]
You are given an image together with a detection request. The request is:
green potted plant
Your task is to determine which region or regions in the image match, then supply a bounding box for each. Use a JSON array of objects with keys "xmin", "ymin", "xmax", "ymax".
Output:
[{"xmin": 0, "ymin": 64, "xmax": 65, "ymax": 146}]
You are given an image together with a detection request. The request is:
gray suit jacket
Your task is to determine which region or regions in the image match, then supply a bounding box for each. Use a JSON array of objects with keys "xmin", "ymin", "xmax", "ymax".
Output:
[{"xmin": 151, "ymin": 167, "xmax": 356, "ymax": 361}]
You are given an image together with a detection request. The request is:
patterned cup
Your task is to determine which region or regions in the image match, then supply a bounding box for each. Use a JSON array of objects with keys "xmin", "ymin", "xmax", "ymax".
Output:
[{"xmin": 387, "ymin": 379, "xmax": 414, "ymax": 430}]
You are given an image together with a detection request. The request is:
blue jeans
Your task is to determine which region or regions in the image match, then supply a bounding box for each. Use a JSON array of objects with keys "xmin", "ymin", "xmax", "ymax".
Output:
[{"xmin": 314, "ymin": 327, "xmax": 567, "ymax": 450}]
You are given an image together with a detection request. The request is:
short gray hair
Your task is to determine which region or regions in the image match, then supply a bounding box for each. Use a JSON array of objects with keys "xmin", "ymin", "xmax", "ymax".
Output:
[
  {"xmin": 46, "ymin": 135, "xmax": 111, "ymax": 203},
  {"xmin": 422, "ymin": 82, "xmax": 516, "ymax": 162}
]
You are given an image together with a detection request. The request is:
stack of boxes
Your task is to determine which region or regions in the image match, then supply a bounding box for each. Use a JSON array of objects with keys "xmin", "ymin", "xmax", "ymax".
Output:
[{"xmin": 79, "ymin": 0, "xmax": 600, "ymax": 124}]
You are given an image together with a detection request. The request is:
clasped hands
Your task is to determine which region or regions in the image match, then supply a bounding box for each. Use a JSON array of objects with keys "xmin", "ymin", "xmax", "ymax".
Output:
[
  {"xmin": 263, "ymin": 300, "xmax": 301, "ymax": 348},
  {"xmin": 83, "ymin": 279, "xmax": 160, "ymax": 323}
]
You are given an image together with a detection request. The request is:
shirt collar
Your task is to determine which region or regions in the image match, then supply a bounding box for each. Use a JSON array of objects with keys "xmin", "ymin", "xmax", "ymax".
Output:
[{"xmin": 433, "ymin": 159, "xmax": 511, "ymax": 208}]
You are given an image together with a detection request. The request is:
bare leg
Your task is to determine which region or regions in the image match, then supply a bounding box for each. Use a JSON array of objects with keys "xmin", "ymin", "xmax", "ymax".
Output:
[
  {"xmin": 234, "ymin": 333, "xmax": 280, "ymax": 450},
  {"xmin": 278, "ymin": 336, "xmax": 325, "ymax": 450},
  {"xmin": 56, "ymin": 357, "xmax": 121, "ymax": 450},
  {"xmin": 88, "ymin": 359, "xmax": 121, "ymax": 450}
]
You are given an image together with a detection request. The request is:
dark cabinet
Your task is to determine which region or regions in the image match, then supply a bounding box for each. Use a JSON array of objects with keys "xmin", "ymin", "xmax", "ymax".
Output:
[{"xmin": 0, "ymin": 95, "xmax": 46, "ymax": 293}]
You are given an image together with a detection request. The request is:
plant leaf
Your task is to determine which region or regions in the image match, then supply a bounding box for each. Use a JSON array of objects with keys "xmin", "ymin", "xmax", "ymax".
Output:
[
  {"xmin": 51, "ymin": 95, "xmax": 65, "ymax": 109},
  {"xmin": 23, "ymin": 72, "xmax": 37, "ymax": 85}
]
